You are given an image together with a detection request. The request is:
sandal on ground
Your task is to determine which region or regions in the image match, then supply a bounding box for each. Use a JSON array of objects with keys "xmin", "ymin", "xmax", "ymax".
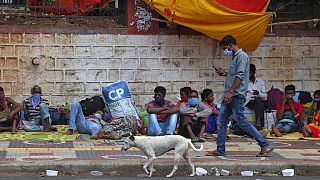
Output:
[
  {"xmin": 206, "ymin": 150, "xmax": 226, "ymax": 157},
  {"xmin": 204, "ymin": 133, "xmax": 215, "ymax": 139},
  {"xmin": 256, "ymin": 147, "xmax": 274, "ymax": 157}
]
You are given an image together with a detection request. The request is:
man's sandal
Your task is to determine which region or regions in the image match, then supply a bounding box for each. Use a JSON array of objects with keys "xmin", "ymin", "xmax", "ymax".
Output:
[
  {"xmin": 256, "ymin": 147, "xmax": 274, "ymax": 157},
  {"xmin": 206, "ymin": 150, "xmax": 226, "ymax": 157}
]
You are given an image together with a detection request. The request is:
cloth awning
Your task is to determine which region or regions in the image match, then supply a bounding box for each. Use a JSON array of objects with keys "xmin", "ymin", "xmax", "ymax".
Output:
[{"xmin": 144, "ymin": 0, "xmax": 271, "ymax": 51}]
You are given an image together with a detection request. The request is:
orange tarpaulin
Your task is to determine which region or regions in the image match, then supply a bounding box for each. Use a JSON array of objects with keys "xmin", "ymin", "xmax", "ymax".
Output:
[
  {"xmin": 144, "ymin": 0, "xmax": 271, "ymax": 51},
  {"xmin": 215, "ymin": 0, "xmax": 270, "ymax": 12}
]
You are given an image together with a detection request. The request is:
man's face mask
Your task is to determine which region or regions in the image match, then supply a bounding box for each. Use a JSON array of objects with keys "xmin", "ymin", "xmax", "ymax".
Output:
[
  {"xmin": 154, "ymin": 96, "xmax": 165, "ymax": 104},
  {"xmin": 188, "ymin": 98, "xmax": 199, "ymax": 106},
  {"xmin": 224, "ymin": 48, "xmax": 233, "ymax": 56},
  {"xmin": 31, "ymin": 93, "xmax": 41, "ymax": 108}
]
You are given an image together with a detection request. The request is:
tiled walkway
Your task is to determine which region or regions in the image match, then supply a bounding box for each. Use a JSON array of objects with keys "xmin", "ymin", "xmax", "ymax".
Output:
[{"xmin": 0, "ymin": 135, "xmax": 319, "ymax": 164}]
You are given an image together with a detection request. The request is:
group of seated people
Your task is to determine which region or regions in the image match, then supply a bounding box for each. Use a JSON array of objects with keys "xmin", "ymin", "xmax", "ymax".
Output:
[
  {"xmin": 146, "ymin": 86, "xmax": 218, "ymax": 142},
  {"xmin": 0, "ymin": 72, "xmax": 320, "ymax": 140}
]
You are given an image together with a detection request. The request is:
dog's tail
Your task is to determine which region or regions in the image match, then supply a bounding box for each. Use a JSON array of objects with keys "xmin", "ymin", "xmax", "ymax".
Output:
[{"xmin": 187, "ymin": 140, "xmax": 203, "ymax": 151}]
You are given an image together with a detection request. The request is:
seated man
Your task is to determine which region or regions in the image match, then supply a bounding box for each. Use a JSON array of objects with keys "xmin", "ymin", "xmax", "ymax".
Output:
[
  {"xmin": 0, "ymin": 86, "xmax": 21, "ymax": 133},
  {"xmin": 23, "ymin": 85, "xmax": 57, "ymax": 132},
  {"xmin": 179, "ymin": 90, "xmax": 211, "ymax": 142},
  {"xmin": 245, "ymin": 64, "xmax": 267, "ymax": 130},
  {"xmin": 65, "ymin": 96, "xmax": 106, "ymax": 137},
  {"xmin": 146, "ymin": 86, "xmax": 179, "ymax": 136},
  {"xmin": 271, "ymin": 84, "xmax": 303, "ymax": 137}
]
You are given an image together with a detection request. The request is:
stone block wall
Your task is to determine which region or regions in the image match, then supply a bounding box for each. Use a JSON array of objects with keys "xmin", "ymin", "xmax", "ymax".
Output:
[{"xmin": 0, "ymin": 33, "xmax": 319, "ymax": 109}]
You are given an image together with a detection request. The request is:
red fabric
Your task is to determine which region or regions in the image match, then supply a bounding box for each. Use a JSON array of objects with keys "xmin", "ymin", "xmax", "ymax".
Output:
[
  {"xmin": 147, "ymin": 100, "xmax": 173, "ymax": 121},
  {"xmin": 27, "ymin": 0, "xmax": 111, "ymax": 15},
  {"xmin": 309, "ymin": 123, "xmax": 320, "ymax": 138},
  {"xmin": 276, "ymin": 102, "xmax": 303, "ymax": 121},
  {"xmin": 215, "ymin": 0, "xmax": 269, "ymax": 12}
]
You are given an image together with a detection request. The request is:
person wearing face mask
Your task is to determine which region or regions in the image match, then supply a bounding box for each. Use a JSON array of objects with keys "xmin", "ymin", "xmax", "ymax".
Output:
[
  {"xmin": 179, "ymin": 90, "xmax": 211, "ymax": 142},
  {"xmin": 22, "ymin": 85, "xmax": 57, "ymax": 132},
  {"xmin": 302, "ymin": 90, "xmax": 320, "ymax": 138},
  {"xmin": 65, "ymin": 95, "xmax": 108, "ymax": 138},
  {"xmin": 0, "ymin": 86, "xmax": 21, "ymax": 133},
  {"xmin": 146, "ymin": 86, "xmax": 179, "ymax": 136},
  {"xmin": 224, "ymin": 47, "xmax": 234, "ymax": 56},
  {"xmin": 207, "ymin": 35, "xmax": 273, "ymax": 157}
]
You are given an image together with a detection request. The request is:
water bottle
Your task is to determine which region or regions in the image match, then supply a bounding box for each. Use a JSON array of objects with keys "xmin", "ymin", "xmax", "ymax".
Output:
[{"xmin": 64, "ymin": 102, "xmax": 70, "ymax": 110}]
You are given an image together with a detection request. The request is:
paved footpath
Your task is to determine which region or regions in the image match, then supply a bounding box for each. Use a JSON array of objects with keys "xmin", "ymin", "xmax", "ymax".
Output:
[{"xmin": 0, "ymin": 134, "xmax": 319, "ymax": 175}]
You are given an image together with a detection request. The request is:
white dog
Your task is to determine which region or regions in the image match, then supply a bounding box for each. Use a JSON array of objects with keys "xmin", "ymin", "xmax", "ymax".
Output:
[{"xmin": 121, "ymin": 134, "xmax": 203, "ymax": 178}]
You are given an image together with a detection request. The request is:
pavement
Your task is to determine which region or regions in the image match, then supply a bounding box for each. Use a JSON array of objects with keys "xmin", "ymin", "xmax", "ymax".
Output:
[{"xmin": 0, "ymin": 134, "xmax": 320, "ymax": 176}]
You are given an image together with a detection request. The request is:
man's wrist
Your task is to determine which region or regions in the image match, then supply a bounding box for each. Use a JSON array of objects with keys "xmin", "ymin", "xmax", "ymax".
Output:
[{"xmin": 228, "ymin": 89, "xmax": 234, "ymax": 93}]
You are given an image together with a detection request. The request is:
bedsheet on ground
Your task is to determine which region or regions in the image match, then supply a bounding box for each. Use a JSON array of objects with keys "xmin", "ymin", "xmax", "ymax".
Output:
[{"xmin": 0, "ymin": 125, "xmax": 78, "ymax": 141}]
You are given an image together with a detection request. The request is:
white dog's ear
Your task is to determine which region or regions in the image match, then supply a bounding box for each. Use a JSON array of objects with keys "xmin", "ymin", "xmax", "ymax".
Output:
[{"xmin": 129, "ymin": 134, "xmax": 135, "ymax": 141}]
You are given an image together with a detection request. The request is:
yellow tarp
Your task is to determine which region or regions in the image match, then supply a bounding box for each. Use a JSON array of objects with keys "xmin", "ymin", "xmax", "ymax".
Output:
[{"xmin": 144, "ymin": 0, "xmax": 271, "ymax": 51}]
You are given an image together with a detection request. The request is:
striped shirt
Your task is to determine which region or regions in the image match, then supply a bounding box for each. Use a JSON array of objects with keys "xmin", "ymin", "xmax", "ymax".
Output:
[{"xmin": 24, "ymin": 97, "xmax": 49, "ymax": 122}]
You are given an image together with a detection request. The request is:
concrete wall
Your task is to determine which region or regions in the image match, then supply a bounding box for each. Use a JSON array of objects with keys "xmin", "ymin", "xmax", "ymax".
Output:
[{"xmin": 0, "ymin": 33, "xmax": 319, "ymax": 109}]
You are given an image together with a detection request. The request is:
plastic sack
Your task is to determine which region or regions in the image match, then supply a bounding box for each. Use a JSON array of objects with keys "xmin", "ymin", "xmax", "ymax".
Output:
[{"xmin": 102, "ymin": 81, "xmax": 145, "ymax": 133}]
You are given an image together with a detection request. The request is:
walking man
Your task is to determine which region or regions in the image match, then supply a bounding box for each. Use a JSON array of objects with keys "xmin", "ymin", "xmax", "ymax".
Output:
[{"xmin": 206, "ymin": 35, "xmax": 273, "ymax": 157}]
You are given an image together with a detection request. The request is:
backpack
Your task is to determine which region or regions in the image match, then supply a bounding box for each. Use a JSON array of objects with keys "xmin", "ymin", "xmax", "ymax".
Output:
[
  {"xmin": 266, "ymin": 86, "xmax": 284, "ymax": 110},
  {"xmin": 79, "ymin": 96, "xmax": 105, "ymax": 116}
]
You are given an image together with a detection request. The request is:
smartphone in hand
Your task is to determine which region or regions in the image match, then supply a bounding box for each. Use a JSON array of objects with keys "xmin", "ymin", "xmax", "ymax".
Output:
[
  {"xmin": 212, "ymin": 65, "xmax": 219, "ymax": 71},
  {"xmin": 212, "ymin": 66, "xmax": 225, "ymax": 76}
]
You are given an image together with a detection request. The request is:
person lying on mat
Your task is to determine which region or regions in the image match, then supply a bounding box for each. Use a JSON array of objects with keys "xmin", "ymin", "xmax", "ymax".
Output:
[
  {"xmin": 271, "ymin": 84, "xmax": 303, "ymax": 137},
  {"xmin": 65, "ymin": 96, "xmax": 105, "ymax": 137},
  {"xmin": 22, "ymin": 85, "xmax": 57, "ymax": 132},
  {"xmin": 0, "ymin": 86, "xmax": 21, "ymax": 133}
]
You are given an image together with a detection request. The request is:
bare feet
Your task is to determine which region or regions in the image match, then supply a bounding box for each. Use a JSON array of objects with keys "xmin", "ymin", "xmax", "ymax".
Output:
[
  {"xmin": 271, "ymin": 124, "xmax": 283, "ymax": 137},
  {"xmin": 50, "ymin": 127, "xmax": 58, "ymax": 132},
  {"xmin": 103, "ymin": 133, "xmax": 122, "ymax": 140},
  {"xmin": 65, "ymin": 129, "xmax": 74, "ymax": 135},
  {"xmin": 302, "ymin": 124, "xmax": 311, "ymax": 137},
  {"xmin": 11, "ymin": 128, "xmax": 17, "ymax": 134},
  {"xmin": 90, "ymin": 132, "xmax": 105, "ymax": 139},
  {"xmin": 43, "ymin": 126, "xmax": 57, "ymax": 132},
  {"xmin": 304, "ymin": 124, "xmax": 312, "ymax": 134}
]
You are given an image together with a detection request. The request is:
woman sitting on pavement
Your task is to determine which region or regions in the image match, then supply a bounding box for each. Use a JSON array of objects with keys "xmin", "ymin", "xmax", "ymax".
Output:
[
  {"xmin": 201, "ymin": 89, "xmax": 220, "ymax": 136},
  {"xmin": 302, "ymin": 90, "xmax": 320, "ymax": 138},
  {"xmin": 179, "ymin": 90, "xmax": 211, "ymax": 142},
  {"xmin": 0, "ymin": 86, "xmax": 21, "ymax": 134}
]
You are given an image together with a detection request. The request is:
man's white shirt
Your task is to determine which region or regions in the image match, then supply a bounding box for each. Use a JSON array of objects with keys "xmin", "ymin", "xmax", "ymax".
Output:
[{"xmin": 245, "ymin": 78, "xmax": 267, "ymax": 105}]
